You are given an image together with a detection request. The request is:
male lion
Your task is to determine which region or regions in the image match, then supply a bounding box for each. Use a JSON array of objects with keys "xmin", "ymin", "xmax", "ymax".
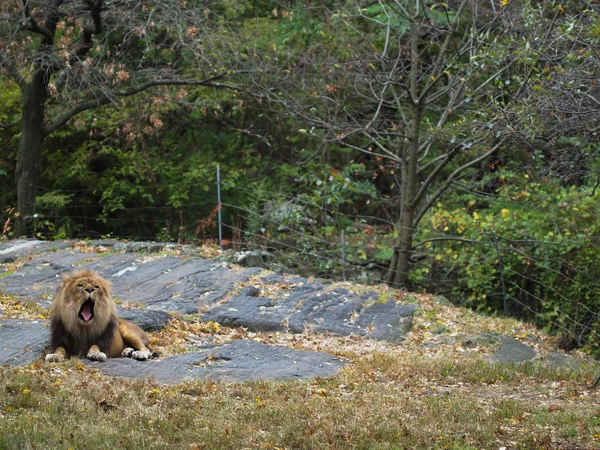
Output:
[{"xmin": 45, "ymin": 270, "xmax": 153, "ymax": 362}]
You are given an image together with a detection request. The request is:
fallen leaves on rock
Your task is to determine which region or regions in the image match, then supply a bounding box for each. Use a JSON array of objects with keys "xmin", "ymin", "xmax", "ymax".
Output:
[{"xmin": 0, "ymin": 293, "xmax": 48, "ymax": 320}]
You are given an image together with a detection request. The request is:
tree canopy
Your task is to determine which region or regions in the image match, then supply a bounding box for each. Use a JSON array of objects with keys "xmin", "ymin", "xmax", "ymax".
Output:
[{"xmin": 2, "ymin": 0, "xmax": 600, "ymax": 353}]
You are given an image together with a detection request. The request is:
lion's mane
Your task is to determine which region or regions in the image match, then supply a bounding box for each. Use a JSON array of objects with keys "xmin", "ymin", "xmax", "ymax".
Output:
[{"xmin": 49, "ymin": 270, "xmax": 119, "ymax": 357}]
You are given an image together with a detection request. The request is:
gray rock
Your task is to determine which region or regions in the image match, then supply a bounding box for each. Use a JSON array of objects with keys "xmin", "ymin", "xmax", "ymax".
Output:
[
  {"xmin": 0, "ymin": 249, "xmax": 139, "ymax": 300},
  {"xmin": 0, "ymin": 317, "xmax": 347, "ymax": 382},
  {"xmin": 112, "ymin": 241, "xmax": 174, "ymax": 253},
  {"xmin": 1, "ymin": 242, "xmax": 416, "ymax": 342},
  {"xmin": 117, "ymin": 307, "xmax": 171, "ymax": 332},
  {"xmin": 0, "ymin": 238, "xmax": 415, "ymax": 384},
  {"xmin": 489, "ymin": 335, "xmax": 537, "ymax": 364},
  {"xmin": 0, "ymin": 250, "xmax": 260, "ymax": 315},
  {"xmin": 234, "ymin": 250, "xmax": 273, "ymax": 267},
  {"xmin": 0, "ymin": 239, "xmax": 74, "ymax": 264},
  {"xmin": 203, "ymin": 274, "xmax": 417, "ymax": 342},
  {"xmin": 206, "ymin": 295, "xmax": 289, "ymax": 332},
  {"xmin": 535, "ymin": 351, "xmax": 587, "ymax": 370},
  {"xmin": 240, "ymin": 285, "xmax": 260, "ymax": 297},
  {"xmin": 181, "ymin": 245, "xmax": 202, "ymax": 256},
  {"xmin": 0, "ymin": 319, "xmax": 49, "ymax": 366},
  {"xmin": 85, "ymin": 239, "xmax": 121, "ymax": 247},
  {"xmin": 87, "ymin": 339, "xmax": 347, "ymax": 383}
]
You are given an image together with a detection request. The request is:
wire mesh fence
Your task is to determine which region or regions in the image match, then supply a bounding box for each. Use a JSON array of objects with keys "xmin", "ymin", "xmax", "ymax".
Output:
[{"xmin": 3, "ymin": 164, "xmax": 600, "ymax": 351}]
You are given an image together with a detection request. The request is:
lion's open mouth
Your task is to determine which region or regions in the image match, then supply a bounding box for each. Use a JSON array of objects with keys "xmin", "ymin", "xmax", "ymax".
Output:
[{"xmin": 79, "ymin": 299, "xmax": 95, "ymax": 322}]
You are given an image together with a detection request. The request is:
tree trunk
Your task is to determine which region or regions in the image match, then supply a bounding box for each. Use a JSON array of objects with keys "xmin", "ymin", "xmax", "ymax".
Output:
[
  {"xmin": 393, "ymin": 201, "xmax": 416, "ymax": 287},
  {"xmin": 390, "ymin": 104, "xmax": 421, "ymax": 288},
  {"xmin": 387, "ymin": 15, "xmax": 422, "ymax": 288},
  {"xmin": 15, "ymin": 71, "xmax": 47, "ymax": 237}
]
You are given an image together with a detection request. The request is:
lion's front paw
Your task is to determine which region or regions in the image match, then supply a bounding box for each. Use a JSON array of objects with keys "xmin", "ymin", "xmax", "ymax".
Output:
[
  {"xmin": 131, "ymin": 350, "xmax": 152, "ymax": 361},
  {"xmin": 87, "ymin": 350, "xmax": 107, "ymax": 362},
  {"xmin": 122, "ymin": 347, "xmax": 134, "ymax": 358},
  {"xmin": 45, "ymin": 353, "xmax": 64, "ymax": 362}
]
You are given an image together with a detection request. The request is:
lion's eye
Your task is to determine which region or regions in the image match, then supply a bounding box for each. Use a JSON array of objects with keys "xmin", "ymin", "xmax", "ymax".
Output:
[
  {"xmin": 77, "ymin": 284, "xmax": 83, "ymax": 288},
  {"xmin": 94, "ymin": 285, "xmax": 100, "ymax": 289}
]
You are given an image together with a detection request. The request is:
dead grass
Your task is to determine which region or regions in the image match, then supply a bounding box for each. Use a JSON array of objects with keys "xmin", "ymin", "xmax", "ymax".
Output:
[
  {"xmin": 1, "ymin": 270, "xmax": 600, "ymax": 448},
  {"xmin": 1, "ymin": 348, "xmax": 599, "ymax": 449}
]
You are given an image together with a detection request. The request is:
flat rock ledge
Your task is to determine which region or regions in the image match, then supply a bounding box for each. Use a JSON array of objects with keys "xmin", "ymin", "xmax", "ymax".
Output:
[
  {"xmin": 0, "ymin": 319, "xmax": 49, "ymax": 366},
  {"xmin": 0, "ymin": 239, "xmax": 417, "ymax": 343},
  {"xmin": 0, "ymin": 318, "xmax": 346, "ymax": 382},
  {"xmin": 1, "ymin": 239, "xmax": 584, "ymax": 382},
  {"xmin": 0, "ymin": 239, "xmax": 413, "ymax": 382},
  {"xmin": 86, "ymin": 339, "xmax": 347, "ymax": 383}
]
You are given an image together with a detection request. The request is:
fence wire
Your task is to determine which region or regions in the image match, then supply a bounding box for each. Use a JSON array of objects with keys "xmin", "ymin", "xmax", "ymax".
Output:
[{"xmin": 2, "ymin": 171, "xmax": 599, "ymax": 351}]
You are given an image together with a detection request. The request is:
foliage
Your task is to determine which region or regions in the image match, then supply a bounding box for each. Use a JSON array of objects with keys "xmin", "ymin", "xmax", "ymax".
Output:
[
  {"xmin": 3, "ymin": 1, "xmax": 600, "ymax": 348},
  {"xmin": 0, "ymin": 77, "xmax": 20, "ymax": 219},
  {"xmin": 414, "ymin": 168, "xmax": 600, "ymax": 353}
]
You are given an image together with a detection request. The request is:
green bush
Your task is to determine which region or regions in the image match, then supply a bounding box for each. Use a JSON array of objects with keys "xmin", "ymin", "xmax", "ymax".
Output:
[{"xmin": 414, "ymin": 169, "xmax": 600, "ymax": 353}]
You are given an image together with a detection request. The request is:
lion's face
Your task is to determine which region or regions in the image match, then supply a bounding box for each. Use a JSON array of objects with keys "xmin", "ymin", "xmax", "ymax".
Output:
[{"xmin": 54, "ymin": 271, "xmax": 116, "ymax": 333}]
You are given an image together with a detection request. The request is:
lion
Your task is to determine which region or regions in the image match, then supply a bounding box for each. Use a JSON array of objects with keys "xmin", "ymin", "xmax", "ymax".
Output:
[{"xmin": 45, "ymin": 270, "xmax": 153, "ymax": 363}]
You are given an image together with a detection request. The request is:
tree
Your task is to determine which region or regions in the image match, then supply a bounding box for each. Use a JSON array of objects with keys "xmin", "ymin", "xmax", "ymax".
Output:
[
  {"xmin": 255, "ymin": 0, "xmax": 564, "ymax": 287},
  {"xmin": 0, "ymin": 0, "xmax": 243, "ymax": 237},
  {"xmin": 500, "ymin": 2, "xmax": 600, "ymax": 185}
]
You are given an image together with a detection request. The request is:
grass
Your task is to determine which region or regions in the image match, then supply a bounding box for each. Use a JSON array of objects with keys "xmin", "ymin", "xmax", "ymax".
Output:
[
  {"xmin": 1, "ymin": 270, "xmax": 600, "ymax": 448},
  {"xmin": 1, "ymin": 351, "xmax": 600, "ymax": 449}
]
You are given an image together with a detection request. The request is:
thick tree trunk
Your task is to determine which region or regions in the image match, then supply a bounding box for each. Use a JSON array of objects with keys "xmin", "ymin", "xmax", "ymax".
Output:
[
  {"xmin": 393, "ymin": 202, "xmax": 416, "ymax": 287},
  {"xmin": 15, "ymin": 72, "xmax": 47, "ymax": 237}
]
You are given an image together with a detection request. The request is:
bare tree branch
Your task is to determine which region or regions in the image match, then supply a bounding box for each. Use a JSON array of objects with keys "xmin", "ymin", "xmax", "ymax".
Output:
[
  {"xmin": 44, "ymin": 75, "xmax": 241, "ymax": 136},
  {"xmin": 414, "ymin": 139, "xmax": 506, "ymax": 228},
  {"xmin": 19, "ymin": 0, "xmax": 54, "ymax": 44}
]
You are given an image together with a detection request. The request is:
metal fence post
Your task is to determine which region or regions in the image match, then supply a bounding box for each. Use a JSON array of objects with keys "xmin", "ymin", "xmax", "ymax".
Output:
[
  {"xmin": 492, "ymin": 231, "xmax": 508, "ymax": 316},
  {"xmin": 341, "ymin": 230, "xmax": 346, "ymax": 281},
  {"xmin": 217, "ymin": 164, "xmax": 222, "ymax": 250}
]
